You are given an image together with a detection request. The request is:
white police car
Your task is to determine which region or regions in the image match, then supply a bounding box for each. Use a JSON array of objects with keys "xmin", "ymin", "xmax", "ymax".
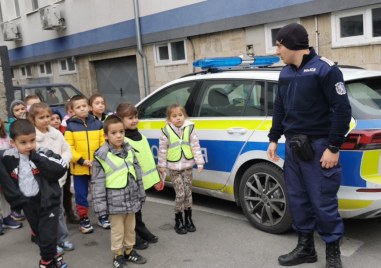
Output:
[{"xmin": 136, "ymin": 56, "xmax": 381, "ymax": 234}]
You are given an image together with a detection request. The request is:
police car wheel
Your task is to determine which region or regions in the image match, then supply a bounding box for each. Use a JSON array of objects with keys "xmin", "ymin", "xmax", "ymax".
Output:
[{"xmin": 239, "ymin": 162, "xmax": 292, "ymax": 234}]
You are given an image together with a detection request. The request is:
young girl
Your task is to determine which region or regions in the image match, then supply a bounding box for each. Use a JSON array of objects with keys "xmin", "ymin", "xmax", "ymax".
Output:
[
  {"xmin": 116, "ymin": 102, "xmax": 161, "ymax": 249},
  {"xmin": 29, "ymin": 103, "xmax": 75, "ymax": 252},
  {"xmin": 158, "ymin": 104, "xmax": 204, "ymax": 234},
  {"xmin": 0, "ymin": 118, "xmax": 23, "ymax": 233},
  {"xmin": 89, "ymin": 94, "xmax": 108, "ymax": 122}
]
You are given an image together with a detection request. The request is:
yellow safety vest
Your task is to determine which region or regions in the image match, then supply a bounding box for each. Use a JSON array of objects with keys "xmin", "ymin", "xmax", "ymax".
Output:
[
  {"xmin": 125, "ymin": 136, "xmax": 161, "ymax": 190},
  {"xmin": 96, "ymin": 150, "xmax": 137, "ymax": 189},
  {"xmin": 163, "ymin": 124, "xmax": 194, "ymax": 162}
]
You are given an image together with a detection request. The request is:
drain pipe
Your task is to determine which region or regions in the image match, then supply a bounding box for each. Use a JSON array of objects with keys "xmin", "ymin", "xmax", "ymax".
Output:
[
  {"xmin": 133, "ymin": 0, "xmax": 150, "ymax": 97},
  {"xmin": 314, "ymin": 16, "xmax": 319, "ymax": 54}
]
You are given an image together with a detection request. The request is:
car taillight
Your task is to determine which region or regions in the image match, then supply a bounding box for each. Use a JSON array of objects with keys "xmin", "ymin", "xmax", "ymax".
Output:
[{"xmin": 341, "ymin": 130, "xmax": 381, "ymax": 150}]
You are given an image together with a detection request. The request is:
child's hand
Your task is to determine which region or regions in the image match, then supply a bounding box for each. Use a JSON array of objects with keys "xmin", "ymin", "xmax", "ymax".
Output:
[
  {"xmin": 154, "ymin": 180, "xmax": 164, "ymax": 191},
  {"xmin": 83, "ymin": 160, "xmax": 93, "ymax": 167},
  {"xmin": 158, "ymin": 167, "xmax": 166, "ymax": 174},
  {"xmin": 198, "ymin": 166, "xmax": 204, "ymax": 172}
]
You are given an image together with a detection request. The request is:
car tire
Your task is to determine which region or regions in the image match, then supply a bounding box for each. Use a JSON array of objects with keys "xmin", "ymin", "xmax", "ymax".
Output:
[{"xmin": 239, "ymin": 162, "xmax": 292, "ymax": 234}]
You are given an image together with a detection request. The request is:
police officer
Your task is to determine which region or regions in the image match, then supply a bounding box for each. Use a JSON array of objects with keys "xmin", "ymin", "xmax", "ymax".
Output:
[{"xmin": 267, "ymin": 23, "xmax": 351, "ymax": 268}]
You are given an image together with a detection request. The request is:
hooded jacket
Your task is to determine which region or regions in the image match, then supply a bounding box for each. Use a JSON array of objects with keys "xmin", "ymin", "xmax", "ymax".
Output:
[
  {"xmin": 0, "ymin": 148, "xmax": 67, "ymax": 210},
  {"xmin": 91, "ymin": 141, "xmax": 145, "ymax": 217},
  {"xmin": 158, "ymin": 120, "xmax": 204, "ymax": 171}
]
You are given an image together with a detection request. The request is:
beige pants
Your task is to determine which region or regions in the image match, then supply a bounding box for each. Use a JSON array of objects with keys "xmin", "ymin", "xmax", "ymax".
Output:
[{"xmin": 110, "ymin": 213, "xmax": 136, "ymax": 254}]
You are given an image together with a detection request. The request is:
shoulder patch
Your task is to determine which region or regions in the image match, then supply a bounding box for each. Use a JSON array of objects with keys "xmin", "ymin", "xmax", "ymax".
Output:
[
  {"xmin": 320, "ymin": 57, "xmax": 335, "ymax": 66},
  {"xmin": 335, "ymin": 82, "xmax": 347, "ymax": 95}
]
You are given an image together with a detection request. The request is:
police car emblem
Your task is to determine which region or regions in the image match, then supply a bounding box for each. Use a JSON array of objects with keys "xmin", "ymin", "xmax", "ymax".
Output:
[{"xmin": 335, "ymin": 82, "xmax": 346, "ymax": 95}]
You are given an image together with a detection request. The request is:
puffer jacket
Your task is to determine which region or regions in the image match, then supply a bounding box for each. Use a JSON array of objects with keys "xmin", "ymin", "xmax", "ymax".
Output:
[
  {"xmin": 64, "ymin": 115, "xmax": 104, "ymax": 175},
  {"xmin": 91, "ymin": 141, "xmax": 145, "ymax": 217},
  {"xmin": 36, "ymin": 126, "xmax": 72, "ymax": 187},
  {"xmin": 158, "ymin": 120, "xmax": 205, "ymax": 171},
  {"xmin": 0, "ymin": 148, "xmax": 67, "ymax": 210}
]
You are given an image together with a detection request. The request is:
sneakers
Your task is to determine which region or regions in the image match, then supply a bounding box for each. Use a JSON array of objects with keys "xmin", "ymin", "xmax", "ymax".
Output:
[
  {"xmin": 79, "ymin": 217, "xmax": 94, "ymax": 234},
  {"xmin": 57, "ymin": 245, "xmax": 64, "ymax": 255},
  {"xmin": 3, "ymin": 215, "xmax": 23, "ymax": 229},
  {"xmin": 97, "ymin": 215, "xmax": 111, "ymax": 229},
  {"xmin": 113, "ymin": 255, "xmax": 126, "ymax": 268},
  {"xmin": 54, "ymin": 254, "xmax": 68, "ymax": 268},
  {"xmin": 39, "ymin": 259, "xmax": 55, "ymax": 268},
  {"xmin": 58, "ymin": 240, "xmax": 75, "ymax": 251},
  {"xmin": 124, "ymin": 249, "xmax": 147, "ymax": 264},
  {"xmin": 10, "ymin": 210, "xmax": 25, "ymax": 221}
]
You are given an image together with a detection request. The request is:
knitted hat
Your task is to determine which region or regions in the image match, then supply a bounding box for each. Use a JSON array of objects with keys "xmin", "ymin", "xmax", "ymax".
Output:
[
  {"xmin": 52, "ymin": 109, "xmax": 63, "ymax": 121},
  {"xmin": 9, "ymin": 99, "xmax": 26, "ymax": 117},
  {"xmin": 275, "ymin": 23, "xmax": 309, "ymax": 50}
]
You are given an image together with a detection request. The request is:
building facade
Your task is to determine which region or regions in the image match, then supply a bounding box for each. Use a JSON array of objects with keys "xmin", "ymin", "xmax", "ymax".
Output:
[{"xmin": 1, "ymin": 0, "xmax": 381, "ymax": 111}]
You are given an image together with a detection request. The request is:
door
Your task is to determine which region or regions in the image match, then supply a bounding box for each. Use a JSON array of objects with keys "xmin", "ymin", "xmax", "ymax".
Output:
[{"xmin": 94, "ymin": 56, "xmax": 139, "ymax": 111}]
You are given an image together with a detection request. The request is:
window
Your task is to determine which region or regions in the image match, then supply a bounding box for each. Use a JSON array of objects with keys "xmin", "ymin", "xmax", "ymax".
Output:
[
  {"xmin": 138, "ymin": 82, "xmax": 197, "ymax": 119},
  {"xmin": 264, "ymin": 20, "xmax": 299, "ymax": 54},
  {"xmin": 59, "ymin": 57, "xmax": 76, "ymax": 74},
  {"xmin": 332, "ymin": 5, "xmax": 381, "ymax": 47},
  {"xmin": 20, "ymin": 65, "xmax": 33, "ymax": 78},
  {"xmin": 25, "ymin": 0, "xmax": 39, "ymax": 12},
  {"xmin": 3, "ymin": 0, "xmax": 20, "ymax": 20},
  {"xmin": 38, "ymin": 62, "xmax": 52, "ymax": 76},
  {"xmin": 154, "ymin": 40, "xmax": 187, "ymax": 65},
  {"xmin": 196, "ymin": 80, "xmax": 268, "ymax": 117}
]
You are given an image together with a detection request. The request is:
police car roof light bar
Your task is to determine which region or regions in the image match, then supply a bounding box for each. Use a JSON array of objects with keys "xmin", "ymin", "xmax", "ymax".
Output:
[{"xmin": 193, "ymin": 55, "xmax": 280, "ymax": 69}]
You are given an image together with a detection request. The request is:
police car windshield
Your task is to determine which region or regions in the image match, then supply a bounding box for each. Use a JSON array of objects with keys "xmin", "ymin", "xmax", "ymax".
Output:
[{"xmin": 347, "ymin": 77, "xmax": 381, "ymax": 119}]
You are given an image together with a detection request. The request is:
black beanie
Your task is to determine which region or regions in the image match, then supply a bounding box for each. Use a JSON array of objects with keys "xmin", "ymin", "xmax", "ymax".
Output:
[{"xmin": 275, "ymin": 23, "xmax": 309, "ymax": 50}]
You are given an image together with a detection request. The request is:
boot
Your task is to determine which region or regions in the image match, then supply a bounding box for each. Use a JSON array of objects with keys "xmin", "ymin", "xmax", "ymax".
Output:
[
  {"xmin": 278, "ymin": 232, "xmax": 317, "ymax": 266},
  {"xmin": 326, "ymin": 240, "xmax": 342, "ymax": 268},
  {"xmin": 174, "ymin": 212, "xmax": 187, "ymax": 234},
  {"xmin": 184, "ymin": 208, "xmax": 196, "ymax": 232}
]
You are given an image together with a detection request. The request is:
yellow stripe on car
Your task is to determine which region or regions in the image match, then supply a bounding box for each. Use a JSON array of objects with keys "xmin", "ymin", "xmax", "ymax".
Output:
[
  {"xmin": 338, "ymin": 199, "xmax": 373, "ymax": 210},
  {"xmin": 360, "ymin": 150, "xmax": 381, "ymax": 183}
]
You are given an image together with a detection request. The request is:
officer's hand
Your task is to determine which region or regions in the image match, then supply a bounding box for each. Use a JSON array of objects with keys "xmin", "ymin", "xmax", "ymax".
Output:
[
  {"xmin": 267, "ymin": 142, "xmax": 280, "ymax": 162},
  {"xmin": 320, "ymin": 149, "xmax": 339, "ymax": 169},
  {"xmin": 197, "ymin": 166, "xmax": 203, "ymax": 172}
]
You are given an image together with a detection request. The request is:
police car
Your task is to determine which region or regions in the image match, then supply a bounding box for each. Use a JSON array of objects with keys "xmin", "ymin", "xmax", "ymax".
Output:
[{"xmin": 136, "ymin": 56, "xmax": 381, "ymax": 234}]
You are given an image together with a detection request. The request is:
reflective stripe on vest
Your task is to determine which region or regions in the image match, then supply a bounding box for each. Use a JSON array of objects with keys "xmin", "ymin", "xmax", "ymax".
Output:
[
  {"xmin": 162, "ymin": 124, "xmax": 194, "ymax": 162},
  {"xmin": 125, "ymin": 136, "xmax": 161, "ymax": 190},
  {"xmin": 96, "ymin": 150, "xmax": 137, "ymax": 189}
]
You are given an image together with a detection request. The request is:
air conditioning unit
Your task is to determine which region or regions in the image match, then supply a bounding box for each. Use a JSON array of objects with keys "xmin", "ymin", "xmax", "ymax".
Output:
[
  {"xmin": 2, "ymin": 22, "xmax": 21, "ymax": 41},
  {"xmin": 40, "ymin": 4, "xmax": 65, "ymax": 30}
]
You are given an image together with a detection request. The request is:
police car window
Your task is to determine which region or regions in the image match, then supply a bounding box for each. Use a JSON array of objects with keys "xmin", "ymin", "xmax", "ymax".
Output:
[
  {"xmin": 138, "ymin": 82, "xmax": 196, "ymax": 119},
  {"xmin": 243, "ymin": 81, "xmax": 266, "ymax": 116},
  {"xmin": 267, "ymin": 82, "xmax": 278, "ymax": 116},
  {"xmin": 197, "ymin": 80, "xmax": 254, "ymax": 117},
  {"xmin": 346, "ymin": 79, "xmax": 381, "ymax": 119}
]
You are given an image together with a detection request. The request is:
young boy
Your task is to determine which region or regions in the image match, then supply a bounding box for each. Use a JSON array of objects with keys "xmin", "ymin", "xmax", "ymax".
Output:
[
  {"xmin": 116, "ymin": 102, "xmax": 161, "ymax": 249},
  {"xmin": 0, "ymin": 119, "xmax": 68, "ymax": 268},
  {"xmin": 91, "ymin": 115, "xmax": 146, "ymax": 268},
  {"xmin": 64, "ymin": 95, "xmax": 106, "ymax": 233}
]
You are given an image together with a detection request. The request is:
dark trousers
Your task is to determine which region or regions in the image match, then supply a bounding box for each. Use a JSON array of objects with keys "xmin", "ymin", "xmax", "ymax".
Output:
[
  {"xmin": 135, "ymin": 210, "xmax": 152, "ymax": 239},
  {"xmin": 62, "ymin": 169, "xmax": 73, "ymax": 214},
  {"xmin": 284, "ymin": 138, "xmax": 344, "ymax": 243},
  {"xmin": 23, "ymin": 195, "xmax": 60, "ymax": 260}
]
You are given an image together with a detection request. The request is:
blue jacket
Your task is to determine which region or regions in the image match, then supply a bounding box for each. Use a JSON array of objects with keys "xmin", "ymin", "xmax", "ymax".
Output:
[{"xmin": 268, "ymin": 48, "xmax": 352, "ymax": 147}]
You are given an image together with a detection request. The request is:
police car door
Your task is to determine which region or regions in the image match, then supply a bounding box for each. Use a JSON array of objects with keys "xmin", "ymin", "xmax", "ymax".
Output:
[{"xmin": 192, "ymin": 80, "xmax": 266, "ymax": 195}]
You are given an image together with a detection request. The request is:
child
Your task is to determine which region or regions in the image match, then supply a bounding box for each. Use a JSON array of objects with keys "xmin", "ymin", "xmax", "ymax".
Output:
[
  {"xmin": 5, "ymin": 99, "xmax": 27, "ymax": 221},
  {"xmin": 89, "ymin": 93, "xmax": 108, "ymax": 122},
  {"xmin": 91, "ymin": 115, "xmax": 146, "ymax": 268},
  {"xmin": 29, "ymin": 103, "xmax": 75, "ymax": 253},
  {"xmin": 0, "ymin": 119, "xmax": 68, "ymax": 268},
  {"xmin": 25, "ymin": 95, "xmax": 41, "ymax": 112},
  {"xmin": 61, "ymin": 99, "xmax": 74, "ymax": 133},
  {"xmin": 64, "ymin": 95, "xmax": 106, "ymax": 233},
  {"xmin": 158, "ymin": 104, "xmax": 204, "ymax": 234},
  {"xmin": 116, "ymin": 102, "xmax": 161, "ymax": 249},
  {"xmin": 0, "ymin": 118, "xmax": 23, "ymax": 234},
  {"xmin": 51, "ymin": 110, "xmax": 66, "ymax": 134}
]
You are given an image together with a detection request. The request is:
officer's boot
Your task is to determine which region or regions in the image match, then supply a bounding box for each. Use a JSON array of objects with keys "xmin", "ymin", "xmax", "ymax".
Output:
[
  {"xmin": 174, "ymin": 212, "xmax": 187, "ymax": 234},
  {"xmin": 278, "ymin": 232, "xmax": 317, "ymax": 266},
  {"xmin": 326, "ymin": 239, "xmax": 342, "ymax": 268},
  {"xmin": 184, "ymin": 208, "xmax": 196, "ymax": 232}
]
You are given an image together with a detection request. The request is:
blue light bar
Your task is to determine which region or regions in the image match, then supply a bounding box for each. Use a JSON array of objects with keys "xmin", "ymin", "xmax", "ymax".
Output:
[{"xmin": 193, "ymin": 55, "xmax": 280, "ymax": 69}]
